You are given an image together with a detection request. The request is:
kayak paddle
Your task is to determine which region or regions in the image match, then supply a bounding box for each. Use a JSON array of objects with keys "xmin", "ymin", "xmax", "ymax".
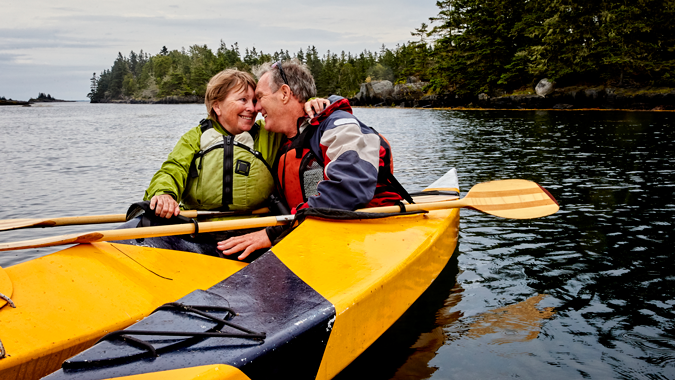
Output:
[
  {"xmin": 0, "ymin": 208, "xmax": 270, "ymax": 232},
  {"xmin": 0, "ymin": 179, "xmax": 558, "ymax": 252}
]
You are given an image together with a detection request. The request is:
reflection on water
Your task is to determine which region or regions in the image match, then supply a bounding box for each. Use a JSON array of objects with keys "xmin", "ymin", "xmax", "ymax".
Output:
[
  {"xmin": 1, "ymin": 104, "xmax": 674, "ymax": 379},
  {"xmin": 337, "ymin": 251, "xmax": 556, "ymax": 379},
  {"xmin": 463, "ymin": 293, "xmax": 555, "ymax": 344}
]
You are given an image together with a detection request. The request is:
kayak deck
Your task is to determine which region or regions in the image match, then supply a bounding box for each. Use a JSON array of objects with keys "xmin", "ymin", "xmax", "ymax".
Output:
[{"xmin": 0, "ymin": 243, "xmax": 246, "ymax": 379}]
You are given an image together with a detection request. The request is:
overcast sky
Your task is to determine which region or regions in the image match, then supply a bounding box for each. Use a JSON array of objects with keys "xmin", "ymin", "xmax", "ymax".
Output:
[{"xmin": 0, "ymin": 0, "xmax": 438, "ymax": 101}]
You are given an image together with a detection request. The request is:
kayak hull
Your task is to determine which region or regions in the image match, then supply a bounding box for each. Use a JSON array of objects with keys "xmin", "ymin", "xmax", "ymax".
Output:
[{"xmin": 281, "ymin": 210, "xmax": 460, "ymax": 377}]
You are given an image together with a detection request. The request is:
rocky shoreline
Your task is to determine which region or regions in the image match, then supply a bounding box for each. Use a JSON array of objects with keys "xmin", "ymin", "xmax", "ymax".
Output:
[
  {"xmin": 30, "ymin": 99, "xmax": 75, "ymax": 103},
  {"xmin": 349, "ymin": 79, "xmax": 675, "ymax": 111},
  {"xmin": 0, "ymin": 96, "xmax": 74, "ymax": 106},
  {"xmin": 93, "ymin": 95, "xmax": 203, "ymax": 104},
  {"xmin": 0, "ymin": 99, "xmax": 30, "ymax": 106},
  {"xmin": 25, "ymin": 79, "xmax": 673, "ymax": 111}
]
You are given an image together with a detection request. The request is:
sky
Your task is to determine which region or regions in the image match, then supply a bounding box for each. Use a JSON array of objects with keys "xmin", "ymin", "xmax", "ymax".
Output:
[{"xmin": 0, "ymin": 0, "xmax": 438, "ymax": 101}]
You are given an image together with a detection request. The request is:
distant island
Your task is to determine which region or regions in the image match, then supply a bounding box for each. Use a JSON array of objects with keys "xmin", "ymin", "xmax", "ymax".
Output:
[
  {"xmin": 30, "ymin": 93, "xmax": 73, "ymax": 103},
  {"xmin": 0, "ymin": 93, "xmax": 73, "ymax": 106}
]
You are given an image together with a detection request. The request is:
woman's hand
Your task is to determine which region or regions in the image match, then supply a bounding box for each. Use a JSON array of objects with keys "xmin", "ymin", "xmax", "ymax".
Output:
[
  {"xmin": 304, "ymin": 98, "xmax": 331, "ymax": 118},
  {"xmin": 149, "ymin": 194, "xmax": 180, "ymax": 219},
  {"xmin": 217, "ymin": 230, "xmax": 271, "ymax": 260}
]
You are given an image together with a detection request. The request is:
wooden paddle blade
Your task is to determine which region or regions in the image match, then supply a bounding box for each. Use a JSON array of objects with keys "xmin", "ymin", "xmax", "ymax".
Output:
[
  {"xmin": 0, "ymin": 219, "xmax": 49, "ymax": 232},
  {"xmin": 0, "ymin": 233, "xmax": 98, "ymax": 252},
  {"xmin": 462, "ymin": 179, "xmax": 559, "ymax": 219},
  {"xmin": 0, "ymin": 215, "xmax": 127, "ymax": 232}
]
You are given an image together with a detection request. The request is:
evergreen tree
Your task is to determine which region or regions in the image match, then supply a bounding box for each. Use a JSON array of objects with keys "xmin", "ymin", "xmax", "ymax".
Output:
[
  {"xmin": 109, "ymin": 52, "xmax": 130, "ymax": 98},
  {"xmin": 410, "ymin": 23, "xmax": 432, "ymax": 79},
  {"xmin": 306, "ymin": 46, "xmax": 324, "ymax": 83},
  {"xmin": 128, "ymin": 50, "xmax": 138, "ymax": 77},
  {"xmin": 296, "ymin": 48, "xmax": 305, "ymax": 63},
  {"xmin": 92, "ymin": 69, "xmax": 111, "ymax": 101},
  {"xmin": 431, "ymin": 0, "xmax": 529, "ymax": 95}
]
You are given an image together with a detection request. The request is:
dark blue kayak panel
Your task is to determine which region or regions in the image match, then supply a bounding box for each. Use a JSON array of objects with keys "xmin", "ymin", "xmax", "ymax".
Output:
[{"xmin": 45, "ymin": 252, "xmax": 335, "ymax": 380}]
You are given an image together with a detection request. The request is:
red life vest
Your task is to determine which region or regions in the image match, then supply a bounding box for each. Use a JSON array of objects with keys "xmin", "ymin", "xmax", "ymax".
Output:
[
  {"xmin": 276, "ymin": 146, "xmax": 320, "ymax": 209},
  {"xmin": 274, "ymin": 99, "xmax": 410, "ymax": 210}
]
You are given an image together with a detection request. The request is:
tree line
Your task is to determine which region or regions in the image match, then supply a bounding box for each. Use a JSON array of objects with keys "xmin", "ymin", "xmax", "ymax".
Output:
[
  {"xmin": 88, "ymin": 42, "xmax": 424, "ymax": 102},
  {"xmin": 88, "ymin": 0, "xmax": 675, "ymax": 102},
  {"xmin": 35, "ymin": 93, "xmax": 54, "ymax": 100}
]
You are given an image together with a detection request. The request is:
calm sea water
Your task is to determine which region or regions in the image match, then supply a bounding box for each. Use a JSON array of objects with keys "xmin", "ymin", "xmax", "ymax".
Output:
[{"xmin": 1, "ymin": 103, "xmax": 673, "ymax": 379}]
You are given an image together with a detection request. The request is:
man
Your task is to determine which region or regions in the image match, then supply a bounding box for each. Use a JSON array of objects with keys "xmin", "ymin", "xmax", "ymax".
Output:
[{"xmin": 217, "ymin": 59, "xmax": 406, "ymax": 260}]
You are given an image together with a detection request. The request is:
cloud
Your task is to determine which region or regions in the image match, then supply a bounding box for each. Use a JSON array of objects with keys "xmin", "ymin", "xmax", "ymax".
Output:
[
  {"xmin": 0, "ymin": 0, "xmax": 440, "ymax": 100},
  {"xmin": 0, "ymin": 30, "xmax": 117, "ymax": 51},
  {"xmin": 0, "ymin": 52, "xmax": 24, "ymax": 62}
]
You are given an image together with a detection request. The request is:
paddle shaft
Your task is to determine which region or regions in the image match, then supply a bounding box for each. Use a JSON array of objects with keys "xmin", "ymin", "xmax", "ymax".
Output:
[
  {"xmin": 356, "ymin": 199, "xmax": 472, "ymax": 214},
  {"xmin": 0, "ymin": 208, "xmax": 270, "ymax": 232},
  {"xmin": 0, "ymin": 215, "xmax": 294, "ymax": 252},
  {"xmin": 29, "ymin": 209, "xmax": 268, "ymax": 226}
]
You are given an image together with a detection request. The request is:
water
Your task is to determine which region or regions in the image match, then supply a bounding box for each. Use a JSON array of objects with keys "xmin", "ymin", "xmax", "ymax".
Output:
[{"xmin": 1, "ymin": 103, "xmax": 674, "ymax": 379}]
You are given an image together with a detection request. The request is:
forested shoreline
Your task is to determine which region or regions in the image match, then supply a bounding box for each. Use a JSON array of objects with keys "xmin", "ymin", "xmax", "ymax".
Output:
[{"xmin": 88, "ymin": 0, "xmax": 675, "ymax": 109}]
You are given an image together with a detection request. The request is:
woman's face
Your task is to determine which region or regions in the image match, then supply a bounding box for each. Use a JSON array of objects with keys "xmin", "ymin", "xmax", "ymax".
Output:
[{"xmin": 213, "ymin": 85, "xmax": 257, "ymax": 135}]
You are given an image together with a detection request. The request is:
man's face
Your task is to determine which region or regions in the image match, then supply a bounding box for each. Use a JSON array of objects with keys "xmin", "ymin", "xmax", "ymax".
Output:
[{"xmin": 255, "ymin": 73, "xmax": 285, "ymax": 135}]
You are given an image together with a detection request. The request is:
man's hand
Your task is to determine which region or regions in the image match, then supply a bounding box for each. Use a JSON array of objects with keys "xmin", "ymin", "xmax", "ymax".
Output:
[
  {"xmin": 149, "ymin": 194, "xmax": 180, "ymax": 219},
  {"xmin": 217, "ymin": 229, "xmax": 272, "ymax": 260},
  {"xmin": 304, "ymin": 98, "xmax": 331, "ymax": 118}
]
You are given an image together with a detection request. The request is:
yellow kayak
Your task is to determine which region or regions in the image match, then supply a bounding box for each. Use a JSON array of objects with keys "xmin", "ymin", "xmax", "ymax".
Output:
[{"xmin": 41, "ymin": 169, "xmax": 461, "ymax": 380}]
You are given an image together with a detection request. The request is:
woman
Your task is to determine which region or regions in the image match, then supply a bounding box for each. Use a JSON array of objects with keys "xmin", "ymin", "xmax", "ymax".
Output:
[{"xmin": 145, "ymin": 68, "xmax": 282, "ymax": 217}]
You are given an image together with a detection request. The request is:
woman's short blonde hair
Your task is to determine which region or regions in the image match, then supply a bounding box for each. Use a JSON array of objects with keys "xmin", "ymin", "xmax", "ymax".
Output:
[{"xmin": 205, "ymin": 69, "xmax": 257, "ymax": 121}]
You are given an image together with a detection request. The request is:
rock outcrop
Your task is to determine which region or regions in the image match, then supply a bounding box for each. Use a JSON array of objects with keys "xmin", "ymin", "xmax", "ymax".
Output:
[
  {"xmin": 535, "ymin": 79, "xmax": 555, "ymax": 97},
  {"xmin": 351, "ymin": 77, "xmax": 431, "ymax": 107},
  {"xmin": 392, "ymin": 78, "xmax": 427, "ymax": 107},
  {"xmin": 353, "ymin": 80, "xmax": 394, "ymax": 105}
]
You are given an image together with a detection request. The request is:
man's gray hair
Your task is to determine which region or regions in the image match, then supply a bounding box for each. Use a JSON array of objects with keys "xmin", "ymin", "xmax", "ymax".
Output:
[{"xmin": 253, "ymin": 59, "xmax": 317, "ymax": 102}]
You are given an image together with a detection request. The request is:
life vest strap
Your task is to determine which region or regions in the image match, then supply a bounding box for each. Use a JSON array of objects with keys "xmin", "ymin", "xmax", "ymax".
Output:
[
  {"xmin": 379, "ymin": 170, "xmax": 415, "ymax": 204},
  {"xmin": 222, "ymin": 135, "xmax": 233, "ymax": 209}
]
